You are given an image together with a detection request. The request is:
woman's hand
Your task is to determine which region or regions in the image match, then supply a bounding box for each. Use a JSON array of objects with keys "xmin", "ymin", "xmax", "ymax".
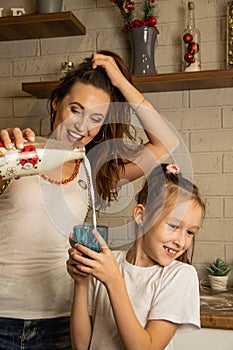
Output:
[
  {"xmin": 0, "ymin": 127, "xmax": 35, "ymax": 150},
  {"xmin": 92, "ymin": 52, "xmax": 128, "ymax": 89}
]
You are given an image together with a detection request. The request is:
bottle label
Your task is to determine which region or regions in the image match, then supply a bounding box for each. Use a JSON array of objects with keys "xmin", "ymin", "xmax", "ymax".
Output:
[{"xmin": 0, "ymin": 142, "xmax": 42, "ymax": 180}]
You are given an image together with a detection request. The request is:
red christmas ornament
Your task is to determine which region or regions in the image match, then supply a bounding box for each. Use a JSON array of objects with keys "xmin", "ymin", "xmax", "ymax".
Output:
[
  {"xmin": 183, "ymin": 33, "xmax": 193, "ymax": 43},
  {"xmin": 184, "ymin": 52, "xmax": 195, "ymax": 63},
  {"xmin": 125, "ymin": 1, "xmax": 135, "ymax": 11},
  {"xmin": 188, "ymin": 41, "xmax": 199, "ymax": 54},
  {"xmin": 148, "ymin": 16, "xmax": 157, "ymax": 26},
  {"xmin": 124, "ymin": 23, "xmax": 133, "ymax": 31},
  {"xmin": 133, "ymin": 19, "xmax": 142, "ymax": 27}
]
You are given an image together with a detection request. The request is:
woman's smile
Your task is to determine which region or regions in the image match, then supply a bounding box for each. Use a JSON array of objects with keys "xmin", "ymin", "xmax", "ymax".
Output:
[{"xmin": 67, "ymin": 129, "xmax": 85, "ymax": 143}]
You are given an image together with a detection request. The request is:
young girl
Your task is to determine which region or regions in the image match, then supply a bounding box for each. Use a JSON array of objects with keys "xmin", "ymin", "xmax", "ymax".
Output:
[
  {"xmin": 67, "ymin": 163, "xmax": 205, "ymax": 350},
  {"xmin": 0, "ymin": 52, "xmax": 178, "ymax": 349}
]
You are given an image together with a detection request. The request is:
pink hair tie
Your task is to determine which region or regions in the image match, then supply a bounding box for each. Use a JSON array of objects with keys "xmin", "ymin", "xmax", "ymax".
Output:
[{"xmin": 166, "ymin": 164, "xmax": 180, "ymax": 175}]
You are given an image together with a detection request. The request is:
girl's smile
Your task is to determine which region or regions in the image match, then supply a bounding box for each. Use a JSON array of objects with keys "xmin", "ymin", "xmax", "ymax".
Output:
[{"xmin": 164, "ymin": 246, "xmax": 179, "ymax": 257}]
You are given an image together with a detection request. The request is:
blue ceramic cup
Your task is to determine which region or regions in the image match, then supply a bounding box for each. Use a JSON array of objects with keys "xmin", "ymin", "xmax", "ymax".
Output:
[{"xmin": 73, "ymin": 225, "xmax": 108, "ymax": 253}]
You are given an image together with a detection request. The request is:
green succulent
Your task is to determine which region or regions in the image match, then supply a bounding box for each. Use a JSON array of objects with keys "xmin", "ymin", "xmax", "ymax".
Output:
[{"xmin": 205, "ymin": 258, "xmax": 231, "ymax": 276}]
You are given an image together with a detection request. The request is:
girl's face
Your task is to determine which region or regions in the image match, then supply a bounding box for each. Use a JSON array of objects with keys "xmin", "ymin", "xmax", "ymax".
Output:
[
  {"xmin": 136, "ymin": 199, "xmax": 203, "ymax": 267},
  {"xmin": 52, "ymin": 81, "xmax": 110, "ymax": 145}
]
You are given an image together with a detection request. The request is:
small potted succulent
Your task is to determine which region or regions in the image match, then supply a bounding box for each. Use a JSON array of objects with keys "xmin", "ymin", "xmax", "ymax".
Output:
[{"xmin": 205, "ymin": 258, "xmax": 231, "ymax": 291}]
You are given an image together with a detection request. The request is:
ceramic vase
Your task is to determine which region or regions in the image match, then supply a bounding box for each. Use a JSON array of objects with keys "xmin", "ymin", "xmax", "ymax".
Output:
[
  {"xmin": 129, "ymin": 26, "xmax": 158, "ymax": 75},
  {"xmin": 36, "ymin": 0, "xmax": 63, "ymax": 14}
]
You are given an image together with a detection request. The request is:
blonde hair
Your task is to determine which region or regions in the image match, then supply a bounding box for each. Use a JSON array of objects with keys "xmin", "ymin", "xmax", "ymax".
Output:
[{"xmin": 136, "ymin": 164, "xmax": 205, "ymax": 263}]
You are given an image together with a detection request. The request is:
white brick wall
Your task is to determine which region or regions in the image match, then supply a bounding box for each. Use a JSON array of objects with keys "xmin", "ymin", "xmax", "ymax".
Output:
[{"xmin": 0, "ymin": 0, "xmax": 232, "ymax": 283}]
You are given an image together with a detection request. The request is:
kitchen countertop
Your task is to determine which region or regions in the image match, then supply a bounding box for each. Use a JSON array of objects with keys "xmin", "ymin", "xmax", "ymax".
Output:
[{"xmin": 200, "ymin": 283, "xmax": 233, "ymax": 330}]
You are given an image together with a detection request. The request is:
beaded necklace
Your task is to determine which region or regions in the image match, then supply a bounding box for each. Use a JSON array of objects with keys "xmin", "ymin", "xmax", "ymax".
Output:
[
  {"xmin": 0, "ymin": 178, "xmax": 12, "ymax": 195},
  {"xmin": 40, "ymin": 160, "xmax": 81, "ymax": 185}
]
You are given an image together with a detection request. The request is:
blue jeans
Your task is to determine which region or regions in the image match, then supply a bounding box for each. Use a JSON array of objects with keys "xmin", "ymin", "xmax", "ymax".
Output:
[{"xmin": 0, "ymin": 316, "xmax": 71, "ymax": 350}]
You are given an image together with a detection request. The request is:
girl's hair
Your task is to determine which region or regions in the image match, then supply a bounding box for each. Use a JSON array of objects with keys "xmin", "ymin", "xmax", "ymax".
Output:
[
  {"xmin": 136, "ymin": 164, "xmax": 205, "ymax": 264},
  {"xmin": 49, "ymin": 50, "xmax": 141, "ymax": 204}
]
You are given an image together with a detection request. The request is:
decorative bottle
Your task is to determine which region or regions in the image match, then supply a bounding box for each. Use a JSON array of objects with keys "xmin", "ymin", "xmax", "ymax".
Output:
[
  {"xmin": 227, "ymin": 0, "xmax": 233, "ymax": 68},
  {"xmin": 182, "ymin": 1, "xmax": 201, "ymax": 72},
  {"xmin": 0, "ymin": 137, "xmax": 85, "ymax": 181}
]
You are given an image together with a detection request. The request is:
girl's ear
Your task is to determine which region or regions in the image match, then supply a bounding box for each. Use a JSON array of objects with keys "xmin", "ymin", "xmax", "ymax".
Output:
[
  {"xmin": 52, "ymin": 98, "xmax": 58, "ymax": 112},
  {"xmin": 134, "ymin": 204, "xmax": 145, "ymax": 225}
]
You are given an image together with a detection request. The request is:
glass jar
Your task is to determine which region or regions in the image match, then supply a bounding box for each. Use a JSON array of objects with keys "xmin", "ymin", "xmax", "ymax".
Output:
[
  {"xmin": 60, "ymin": 61, "xmax": 74, "ymax": 79},
  {"xmin": 227, "ymin": 1, "xmax": 233, "ymax": 68}
]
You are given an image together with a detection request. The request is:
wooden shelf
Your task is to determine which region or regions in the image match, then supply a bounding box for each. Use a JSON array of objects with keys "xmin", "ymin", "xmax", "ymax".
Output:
[
  {"xmin": 132, "ymin": 69, "xmax": 233, "ymax": 93},
  {"xmin": 21, "ymin": 69, "xmax": 233, "ymax": 98},
  {"xmin": 0, "ymin": 11, "xmax": 86, "ymax": 41},
  {"xmin": 201, "ymin": 314, "xmax": 233, "ymax": 330},
  {"xmin": 22, "ymin": 80, "xmax": 60, "ymax": 98}
]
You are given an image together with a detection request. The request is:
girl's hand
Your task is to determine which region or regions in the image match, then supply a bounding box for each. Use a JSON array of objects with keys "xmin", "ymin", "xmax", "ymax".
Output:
[
  {"xmin": 0, "ymin": 127, "xmax": 35, "ymax": 150},
  {"xmin": 71, "ymin": 229, "xmax": 122, "ymax": 288},
  {"xmin": 66, "ymin": 246, "xmax": 90, "ymax": 286},
  {"xmin": 92, "ymin": 52, "xmax": 128, "ymax": 89}
]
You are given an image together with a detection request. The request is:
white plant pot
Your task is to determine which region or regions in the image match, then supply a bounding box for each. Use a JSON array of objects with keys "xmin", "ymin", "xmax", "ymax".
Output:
[{"xmin": 208, "ymin": 275, "xmax": 229, "ymax": 291}]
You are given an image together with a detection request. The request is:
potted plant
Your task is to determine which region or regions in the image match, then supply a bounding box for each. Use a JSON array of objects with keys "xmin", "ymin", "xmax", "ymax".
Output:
[{"xmin": 205, "ymin": 258, "xmax": 231, "ymax": 291}]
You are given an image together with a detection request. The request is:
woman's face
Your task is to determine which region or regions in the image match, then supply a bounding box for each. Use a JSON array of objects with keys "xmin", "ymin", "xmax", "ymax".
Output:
[
  {"xmin": 52, "ymin": 81, "xmax": 111, "ymax": 145},
  {"xmin": 137, "ymin": 199, "xmax": 203, "ymax": 267}
]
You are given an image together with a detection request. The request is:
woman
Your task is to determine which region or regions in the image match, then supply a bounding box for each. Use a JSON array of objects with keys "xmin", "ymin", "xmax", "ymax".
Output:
[{"xmin": 0, "ymin": 51, "xmax": 178, "ymax": 349}]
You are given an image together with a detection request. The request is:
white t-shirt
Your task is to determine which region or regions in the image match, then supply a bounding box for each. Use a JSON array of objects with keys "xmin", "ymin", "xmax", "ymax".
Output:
[
  {"xmin": 88, "ymin": 250, "xmax": 200, "ymax": 350},
  {"xmin": 0, "ymin": 162, "xmax": 88, "ymax": 319}
]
